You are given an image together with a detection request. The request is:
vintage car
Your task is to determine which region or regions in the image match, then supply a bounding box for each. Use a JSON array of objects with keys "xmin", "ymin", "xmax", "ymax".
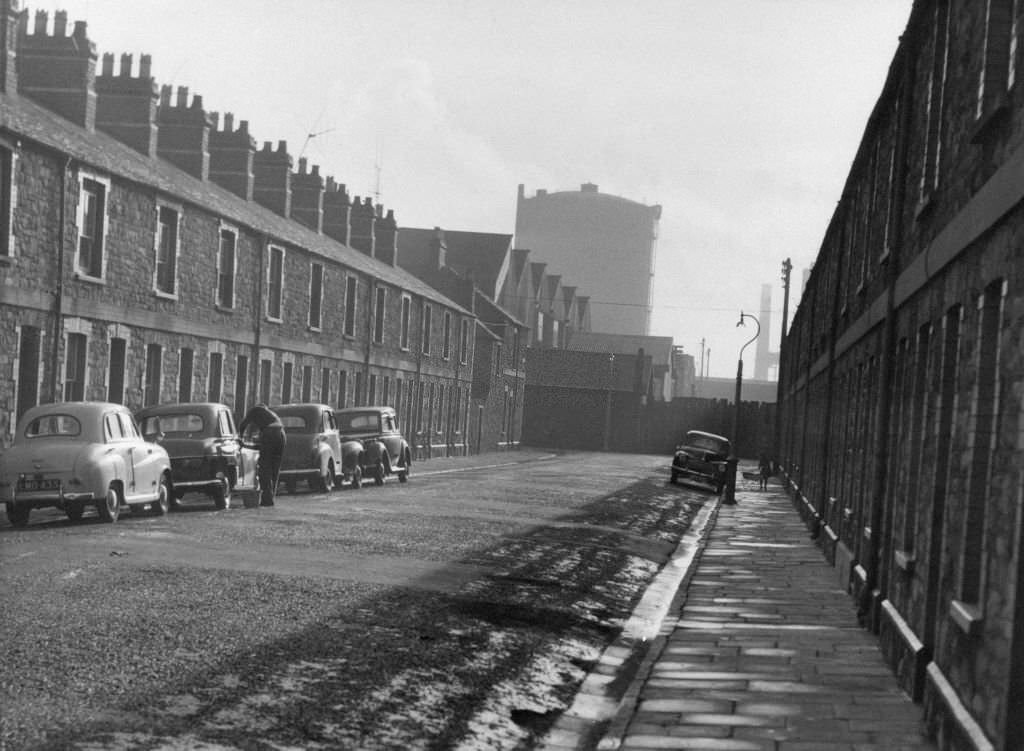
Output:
[
  {"xmin": 270, "ymin": 403, "xmax": 363, "ymax": 492},
  {"xmin": 0, "ymin": 401, "xmax": 173, "ymax": 526},
  {"xmin": 670, "ymin": 430, "xmax": 731, "ymax": 493},
  {"xmin": 335, "ymin": 406, "xmax": 411, "ymax": 485},
  {"xmin": 136, "ymin": 402, "xmax": 259, "ymax": 510}
]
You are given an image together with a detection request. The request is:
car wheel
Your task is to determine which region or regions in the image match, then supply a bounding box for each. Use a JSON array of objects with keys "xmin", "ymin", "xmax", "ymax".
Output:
[
  {"xmin": 317, "ymin": 461, "xmax": 335, "ymax": 493},
  {"xmin": 398, "ymin": 452, "xmax": 410, "ymax": 483},
  {"xmin": 65, "ymin": 501, "xmax": 85, "ymax": 522},
  {"xmin": 212, "ymin": 477, "xmax": 231, "ymax": 510},
  {"xmin": 373, "ymin": 462, "xmax": 385, "ymax": 486},
  {"xmin": 97, "ymin": 484, "xmax": 121, "ymax": 523},
  {"xmin": 6, "ymin": 503, "xmax": 30, "ymax": 527},
  {"xmin": 151, "ymin": 476, "xmax": 171, "ymax": 516},
  {"xmin": 670, "ymin": 469, "xmax": 678, "ymax": 484}
]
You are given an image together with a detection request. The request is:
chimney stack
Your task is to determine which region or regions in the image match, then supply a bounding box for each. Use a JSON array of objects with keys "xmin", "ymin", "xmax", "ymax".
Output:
[
  {"xmin": 157, "ymin": 84, "xmax": 212, "ymax": 180},
  {"xmin": 253, "ymin": 140, "xmax": 292, "ymax": 218},
  {"xmin": 429, "ymin": 227, "xmax": 447, "ymax": 271},
  {"xmin": 322, "ymin": 177, "xmax": 351, "ymax": 246},
  {"xmin": 349, "ymin": 196, "xmax": 375, "ymax": 257},
  {"xmin": 17, "ymin": 9, "xmax": 97, "ymax": 129},
  {"xmin": 95, "ymin": 52, "xmax": 158, "ymax": 156},
  {"xmin": 0, "ymin": 0, "xmax": 19, "ymax": 94},
  {"xmin": 291, "ymin": 157, "xmax": 324, "ymax": 233},
  {"xmin": 374, "ymin": 206, "xmax": 398, "ymax": 266},
  {"xmin": 209, "ymin": 112, "xmax": 256, "ymax": 200}
]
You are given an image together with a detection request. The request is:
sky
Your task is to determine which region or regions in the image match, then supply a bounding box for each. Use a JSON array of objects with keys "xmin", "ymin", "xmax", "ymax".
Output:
[{"xmin": 40, "ymin": 0, "xmax": 912, "ymax": 378}]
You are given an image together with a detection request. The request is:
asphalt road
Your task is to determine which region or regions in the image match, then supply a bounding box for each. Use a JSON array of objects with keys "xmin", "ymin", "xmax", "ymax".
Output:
[{"xmin": 0, "ymin": 450, "xmax": 714, "ymax": 751}]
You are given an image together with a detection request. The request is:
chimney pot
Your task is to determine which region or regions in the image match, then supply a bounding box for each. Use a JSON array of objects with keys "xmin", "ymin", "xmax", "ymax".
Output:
[
  {"xmin": 262, "ymin": 140, "xmax": 272, "ymax": 152},
  {"xmin": 210, "ymin": 111, "xmax": 220, "ymax": 129},
  {"xmin": 277, "ymin": 139, "xmax": 287, "ymax": 153},
  {"xmin": 176, "ymin": 85, "xmax": 188, "ymax": 107},
  {"xmin": 311, "ymin": 164, "xmax": 319, "ymax": 177},
  {"xmin": 192, "ymin": 94, "xmax": 203, "ymax": 109},
  {"xmin": 239, "ymin": 119, "xmax": 249, "ymax": 134},
  {"xmin": 72, "ymin": 20, "xmax": 87, "ymax": 41},
  {"xmin": 223, "ymin": 112, "xmax": 234, "ymax": 131},
  {"xmin": 298, "ymin": 156, "xmax": 307, "ymax": 173},
  {"xmin": 101, "ymin": 52, "xmax": 114, "ymax": 76},
  {"xmin": 139, "ymin": 54, "xmax": 151, "ymax": 78},
  {"xmin": 160, "ymin": 84, "xmax": 171, "ymax": 107},
  {"xmin": 53, "ymin": 10, "xmax": 66, "ymax": 36},
  {"xmin": 119, "ymin": 52, "xmax": 132, "ymax": 76},
  {"xmin": 33, "ymin": 9, "xmax": 46, "ymax": 35}
]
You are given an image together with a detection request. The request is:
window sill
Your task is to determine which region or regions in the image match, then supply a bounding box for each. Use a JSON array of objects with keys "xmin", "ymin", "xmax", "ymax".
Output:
[
  {"xmin": 878, "ymin": 246, "xmax": 891, "ymax": 264},
  {"xmin": 308, "ymin": 325, "xmax": 322, "ymax": 333},
  {"xmin": 265, "ymin": 315, "xmax": 283, "ymax": 325},
  {"xmin": 73, "ymin": 270, "xmax": 105, "ymax": 284},
  {"xmin": 0, "ymin": 253, "xmax": 12, "ymax": 265},
  {"xmin": 970, "ymin": 95, "xmax": 1009, "ymax": 144},
  {"xmin": 214, "ymin": 303, "xmax": 235, "ymax": 314},
  {"xmin": 154, "ymin": 290, "xmax": 178, "ymax": 301},
  {"xmin": 894, "ymin": 549, "xmax": 916, "ymax": 574},
  {"xmin": 949, "ymin": 600, "xmax": 983, "ymax": 637},
  {"xmin": 915, "ymin": 191, "xmax": 936, "ymax": 221}
]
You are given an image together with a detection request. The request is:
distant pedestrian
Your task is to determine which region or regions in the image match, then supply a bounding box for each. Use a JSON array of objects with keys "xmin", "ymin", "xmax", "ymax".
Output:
[
  {"xmin": 758, "ymin": 453, "xmax": 772, "ymax": 491},
  {"xmin": 238, "ymin": 403, "xmax": 286, "ymax": 507}
]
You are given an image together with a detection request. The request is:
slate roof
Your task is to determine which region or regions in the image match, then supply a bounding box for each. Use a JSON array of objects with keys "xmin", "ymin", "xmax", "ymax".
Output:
[
  {"xmin": 0, "ymin": 90, "xmax": 470, "ymax": 315},
  {"xmin": 564, "ymin": 331, "xmax": 674, "ymax": 366},
  {"xmin": 401, "ymin": 228, "xmax": 512, "ymax": 298}
]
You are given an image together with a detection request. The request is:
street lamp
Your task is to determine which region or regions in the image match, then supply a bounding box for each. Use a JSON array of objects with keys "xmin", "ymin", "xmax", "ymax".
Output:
[
  {"xmin": 603, "ymin": 353, "xmax": 615, "ymax": 451},
  {"xmin": 723, "ymin": 311, "xmax": 760, "ymax": 505}
]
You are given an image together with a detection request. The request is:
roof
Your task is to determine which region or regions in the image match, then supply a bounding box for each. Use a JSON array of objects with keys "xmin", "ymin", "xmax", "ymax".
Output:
[
  {"xmin": 0, "ymin": 91, "xmax": 470, "ymax": 316},
  {"xmin": 399, "ymin": 228, "xmax": 513, "ymax": 299},
  {"xmin": 564, "ymin": 331, "xmax": 675, "ymax": 364}
]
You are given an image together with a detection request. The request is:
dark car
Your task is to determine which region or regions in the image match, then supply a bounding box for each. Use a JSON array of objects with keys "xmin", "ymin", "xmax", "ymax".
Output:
[
  {"xmin": 335, "ymin": 406, "xmax": 411, "ymax": 485},
  {"xmin": 271, "ymin": 403, "xmax": 363, "ymax": 492},
  {"xmin": 137, "ymin": 402, "xmax": 259, "ymax": 510},
  {"xmin": 670, "ymin": 430, "xmax": 731, "ymax": 493}
]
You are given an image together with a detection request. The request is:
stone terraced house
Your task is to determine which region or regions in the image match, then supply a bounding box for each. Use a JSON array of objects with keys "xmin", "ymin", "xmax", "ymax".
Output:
[
  {"xmin": 777, "ymin": 2, "xmax": 1024, "ymax": 749},
  {"xmin": 0, "ymin": 3, "xmax": 479, "ymax": 460}
]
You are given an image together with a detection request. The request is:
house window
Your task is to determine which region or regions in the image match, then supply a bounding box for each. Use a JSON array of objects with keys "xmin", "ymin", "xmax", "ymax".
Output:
[
  {"xmin": 178, "ymin": 347, "xmax": 194, "ymax": 402},
  {"xmin": 343, "ymin": 275, "xmax": 358, "ymax": 336},
  {"xmin": 144, "ymin": 343, "xmax": 162, "ymax": 406},
  {"xmin": 920, "ymin": 1, "xmax": 950, "ymax": 201},
  {"xmin": 383, "ymin": 376, "xmax": 391, "ymax": 406},
  {"xmin": 961, "ymin": 280, "xmax": 1006, "ymax": 606},
  {"xmin": 309, "ymin": 262, "xmax": 324, "ymax": 330},
  {"xmin": 155, "ymin": 205, "xmax": 180, "ymax": 296},
  {"xmin": 373, "ymin": 286, "xmax": 386, "ymax": 344},
  {"xmin": 108, "ymin": 337, "xmax": 126, "ymax": 404},
  {"xmin": 282, "ymin": 361, "xmax": 293, "ymax": 404},
  {"xmin": 442, "ymin": 311, "xmax": 452, "ymax": 359},
  {"xmin": 234, "ymin": 355, "xmax": 249, "ymax": 417},
  {"xmin": 355, "ymin": 372, "xmax": 363, "ymax": 406},
  {"xmin": 400, "ymin": 295, "xmax": 411, "ymax": 349},
  {"xmin": 422, "ymin": 304, "xmax": 433, "ymax": 355},
  {"xmin": 259, "ymin": 358, "xmax": 272, "ymax": 405},
  {"xmin": 209, "ymin": 351, "xmax": 223, "ymax": 403},
  {"xmin": 460, "ymin": 319, "xmax": 470, "ymax": 364},
  {"xmin": 302, "ymin": 364, "xmax": 312, "ymax": 402},
  {"xmin": 320, "ymin": 367, "xmax": 332, "ymax": 404},
  {"xmin": 0, "ymin": 145, "xmax": 13, "ymax": 258},
  {"xmin": 369, "ymin": 374, "xmax": 377, "ymax": 405},
  {"xmin": 976, "ymin": 0, "xmax": 1017, "ymax": 121},
  {"xmin": 266, "ymin": 246, "xmax": 285, "ymax": 321},
  {"xmin": 217, "ymin": 227, "xmax": 236, "ymax": 309},
  {"xmin": 77, "ymin": 175, "xmax": 107, "ymax": 279},
  {"xmin": 64, "ymin": 332, "xmax": 87, "ymax": 401},
  {"xmin": 338, "ymin": 370, "xmax": 348, "ymax": 408}
]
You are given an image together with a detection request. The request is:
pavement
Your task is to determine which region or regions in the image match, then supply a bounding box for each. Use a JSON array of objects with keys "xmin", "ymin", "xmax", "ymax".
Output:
[{"xmin": 540, "ymin": 471, "xmax": 938, "ymax": 751}]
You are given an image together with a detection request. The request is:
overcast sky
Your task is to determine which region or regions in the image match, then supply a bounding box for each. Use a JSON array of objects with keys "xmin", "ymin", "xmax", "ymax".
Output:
[{"xmin": 44, "ymin": 0, "xmax": 912, "ymax": 378}]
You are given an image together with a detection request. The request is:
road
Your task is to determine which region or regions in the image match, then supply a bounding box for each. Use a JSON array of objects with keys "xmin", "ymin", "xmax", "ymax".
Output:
[{"xmin": 0, "ymin": 450, "xmax": 714, "ymax": 750}]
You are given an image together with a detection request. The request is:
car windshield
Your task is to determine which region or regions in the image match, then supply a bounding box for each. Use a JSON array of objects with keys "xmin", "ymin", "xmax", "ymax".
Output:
[
  {"xmin": 141, "ymin": 413, "xmax": 205, "ymax": 435},
  {"xmin": 688, "ymin": 435, "xmax": 727, "ymax": 452},
  {"xmin": 24, "ymin": 414, "xmax": 81, "ymax": 438},
  {"xmin": 337, "ymin": 412, "xmax": 381, "ymax": 433},
  {"xmin": 279, "ymin": 415, "xmax": 310, "ymax": 432}
]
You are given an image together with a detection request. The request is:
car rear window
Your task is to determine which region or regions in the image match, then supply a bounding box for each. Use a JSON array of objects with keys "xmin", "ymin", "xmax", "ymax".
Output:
[
  {"xmin": 141, "ymin": 413, "xmax": 205, "ymax": 435},
  {"xmin": 279, "ymin": 415, "xmax": 309, "ymax": 431},
  {"xmin": 337, "ymin": 412, "xmax": 381, "ymax": 432},
  {"xmin": 25, "ymin": 414, "xmax": 81, "ymax": 438},
  {"xmin": 689, "ymin": 435, "xmax": 727, "ymax": 452}
]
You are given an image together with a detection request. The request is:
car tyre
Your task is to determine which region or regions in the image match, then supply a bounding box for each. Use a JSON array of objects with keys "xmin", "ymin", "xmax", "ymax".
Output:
[
  {"xmin": 398, "ymin": 452, "xmax": 410, "ymax": 483},
  {"xmin": 212, "ymin": 476, "xmax": 231, "ymax": 510},
  {"xmin": 6, "ymin": 502, "xmax": 30, "ymax": 527},
  {"xmin": 97, "ymin": 484, "xmax": 121, "ymax": 523},
  {"xmin": 151, "ymin": 475, "xmax": 171, "ymax": 515},
  {"xmin": 373, "ymin": 462, "xmax": 385, "ymax": 486},
  {"xmin": 317, "ymin": 461, "xmax": 335, "ymax": 493}
]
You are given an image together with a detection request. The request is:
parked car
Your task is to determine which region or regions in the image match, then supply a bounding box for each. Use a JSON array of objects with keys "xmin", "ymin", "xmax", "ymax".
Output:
[
  {"xmin": 136, "ymin": 402, "xmax": 259, "ymax": 510},
  {"xmin": 0, "ymin": 401, "xmax": 173, "ymax": 526},
  {"xmin": 335, "ymin": 406, "xmax": 411, "ymax": 485},
  {"xmin": 670, "ymin": 430, "xmax": 731, "ymax": 493},
  {"xmin": 269, "ymin": 404, "xmax": 363, "ymax": 492}
]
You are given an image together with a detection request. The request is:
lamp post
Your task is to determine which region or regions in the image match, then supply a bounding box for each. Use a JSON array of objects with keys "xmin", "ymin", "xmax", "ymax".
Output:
[
  {"xmin": 603, "ymin": 353, "xmax": 615, "ymax": 451},
  {"xmin": 723, "ymin": 311, "xmax": 760, "ymax": 505}
]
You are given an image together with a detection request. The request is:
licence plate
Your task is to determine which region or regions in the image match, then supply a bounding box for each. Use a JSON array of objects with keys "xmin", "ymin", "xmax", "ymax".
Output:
[{"xmin": 18, "ymin": 477, "xmax": 60, "ymax": 491}]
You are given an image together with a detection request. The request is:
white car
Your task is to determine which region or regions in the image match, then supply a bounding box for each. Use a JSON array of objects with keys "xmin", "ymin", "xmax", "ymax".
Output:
[{"xmin": 0, "ymin": 401, "xmax": 174, "ymax": 526}]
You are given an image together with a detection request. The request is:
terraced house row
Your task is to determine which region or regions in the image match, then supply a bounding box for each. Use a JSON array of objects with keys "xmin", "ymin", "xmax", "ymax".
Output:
[
  {"xmin": 0, "ymin": 3, "xmax": 540, "ymax": 457},
  {"xmin": 777, "ymin": 2, "xmax": 1024, "ymax": 749}
]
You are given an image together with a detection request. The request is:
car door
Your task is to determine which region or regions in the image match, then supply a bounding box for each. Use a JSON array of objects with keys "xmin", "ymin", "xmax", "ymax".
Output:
[
  {"xmin": 323, "ymin": 409, "xmax": 342, "ymax": 466},
  {"xmin": 380, "ymin": 412, "xmax": 403, "ymax": 464},
  {"xmin": 119, "ymin": 410, "xmax": 163, "ymax": 501},
  {"xmin": 222, "ymin": 409, "xmax": 258, "ymax": 490}
]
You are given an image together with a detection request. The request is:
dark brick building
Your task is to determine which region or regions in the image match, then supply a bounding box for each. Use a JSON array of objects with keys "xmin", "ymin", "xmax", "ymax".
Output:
[
  {"xmin": 777, "ymin": 2, "xmax": 1024, "ymax": 749},
  {"xmin": 0, "ymin": 4, "xmax": 476, "ymax": 459}
]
